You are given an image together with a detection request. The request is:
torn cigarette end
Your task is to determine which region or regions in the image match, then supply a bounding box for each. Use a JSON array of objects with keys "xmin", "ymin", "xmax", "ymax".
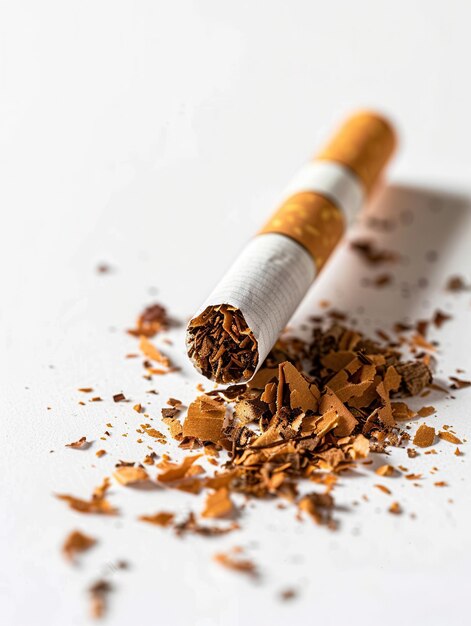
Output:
[
  {"xmin": 186, "ymin": 112, "xmax": 396, "ymax": 383},
  {"xmin": 187, "ymin": 304, "xmax": 259, "ymax": 384}
]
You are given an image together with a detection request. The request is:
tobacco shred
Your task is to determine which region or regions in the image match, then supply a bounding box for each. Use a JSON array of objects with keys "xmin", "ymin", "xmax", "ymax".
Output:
[
  {"xmin": 89, "ymin": 580, "xmax": 112, "ymax": 619},
  {"xmin": 128, "ymin": 303, "xmax": 170, "ymax": 338},
  {"xmin": 413, "ymin": 424, "xmax": 436, "ymax": 448},
  {"xmin": 65, "ymin": 436, "xmax": 89, "ymax": 449},
  {"xmin": 350, "ymin": 239, "xmax": 399, "ymax": 264},
  {"xmin": 56, "ymin": 477, "xmax": 117, "ymax": 515},
  {"xmin": 62, "ymin": 530, "xmax": 96, "ymax": 562},
  {"xmin": 113, "ymin": 466, "xmax": 150, "ymax": 486},
  {"xmin": 202, "ymin": 487, "xmax": 234, "ymax": 519},
  {"xmin": 213, "ymin": 550, "xmax": 258, "ymax": 577},
  {"xmin": 439, "ymin": 431, "xmax": 462, "ymax": 445},
  {"xmin": 139, "ymin": 512, "xmax": 175, "ymax": 527},
  {"xmin": 187, "ymin": 304, "xmax": 259, "ymax": 384}
]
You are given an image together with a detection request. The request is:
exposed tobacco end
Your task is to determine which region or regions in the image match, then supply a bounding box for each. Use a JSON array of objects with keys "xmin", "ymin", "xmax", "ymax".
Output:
[{"xmin": 186, "ymin": 304, "xmax": 259, "ymax": 384}]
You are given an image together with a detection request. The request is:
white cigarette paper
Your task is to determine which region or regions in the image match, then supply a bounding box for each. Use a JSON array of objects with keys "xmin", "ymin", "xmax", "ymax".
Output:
[{"xmin": 187, "ymin": 233, "xmax": 315, "ymax": 377}]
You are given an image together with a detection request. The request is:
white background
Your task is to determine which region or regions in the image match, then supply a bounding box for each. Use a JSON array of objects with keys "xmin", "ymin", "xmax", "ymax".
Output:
[{"xmin": 1, "ymin": 1, "xmax": 471, "ymax": 625}]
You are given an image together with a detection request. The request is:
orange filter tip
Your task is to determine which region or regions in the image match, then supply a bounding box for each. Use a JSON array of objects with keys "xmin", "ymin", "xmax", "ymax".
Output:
[{"xmin": 316, "ymin": 110, "xmax": 397, "ymax": 195}]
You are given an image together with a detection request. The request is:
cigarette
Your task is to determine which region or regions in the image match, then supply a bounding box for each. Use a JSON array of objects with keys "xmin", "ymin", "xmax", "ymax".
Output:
[{"xmin": 187, "ymin": 111, "xmax": 397, "ymax": 384}]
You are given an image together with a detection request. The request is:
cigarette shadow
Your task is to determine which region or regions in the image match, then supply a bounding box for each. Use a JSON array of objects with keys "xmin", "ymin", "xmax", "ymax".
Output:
[{"xmin": 293, "ymin": 183, "xmax": 471, "ymax": 332}]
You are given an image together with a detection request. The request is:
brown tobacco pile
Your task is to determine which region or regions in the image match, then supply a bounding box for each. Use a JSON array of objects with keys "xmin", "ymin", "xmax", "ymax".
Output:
[
  {"xmin": 187, "ymin": 304, "xmax": 258, "ymax": 383},
  {"xmin": 177, "ymin": 323, "xmax": 433, "ymax": 514},
  {"xmin": 58, "ymin": 304, "xmax": 466, "ymax": 618}
]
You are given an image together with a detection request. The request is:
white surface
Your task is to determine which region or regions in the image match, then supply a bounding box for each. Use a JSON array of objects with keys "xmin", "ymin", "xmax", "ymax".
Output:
[
  {"xmin": 281, "ymin": 160, "xmax": 365, "ymax": 224},
  {"xmin": 188, "ymin": 233, "xmax": 315, "ymax": 380},
  {"xmin": 1, "ymin": 1, "xmax": 471, "ymax": 625}
]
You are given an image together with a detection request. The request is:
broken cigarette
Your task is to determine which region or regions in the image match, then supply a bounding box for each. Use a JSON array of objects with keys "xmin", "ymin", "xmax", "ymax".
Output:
[{"xmin": 187, "ymin": 111, "xmax": 397, "ymax": 384}]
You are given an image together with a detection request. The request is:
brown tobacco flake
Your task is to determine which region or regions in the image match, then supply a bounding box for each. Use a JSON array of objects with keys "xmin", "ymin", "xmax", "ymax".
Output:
[
  {"xmin": 143, "ymin": 453, "xmax": 157, "ymax": 465},
  {"xmin": 234, "ymin": 398, "xmax": 267, "ymax": 425},
  {"xmin": 161, "ymin": 407, "xmax": 180, "ymax": 419},
  {"xmin": 395, "ymin": 361, "xmax": 432, "ymax": 396},
  {"xmin": 174, "ymin": 512, "xmax": 239, "ymax": 538},
  {"xmin": 407, "ymin": 448, "xmax": 419, "ymax": 458},
  {"xmin": 374, "ymin": 484, "xmax": 392, "ymax": 495},
  {"xmin": 434, "ymin": 481, "xmax": 448, "ymax": 487},
  {"xmin": 113, "ymin": 466, "xmax": 150, "ymax": 486},
  {"xmin": 446, "ymin": 275, "xmax": 470, "ymax": 292},
  {"xmin": 454, "ymin": 447, "xmax": 462, "ymax": 456},
  {"xmin": 389, "ymin": 501, "xmax": 402, "ymax": 515},
  {"xmin": 139, "ymin": 512, "xmax": 175, "ymax": 527},
  {"xmin": 449, "ymin": 376, "xmax": 471, "ymax": 390},
  {"xmin": 182, "ymin": 395, "xmax": 226, "ymax": 443},
  {"xmin": 433, "ymin": 310, "xmax": 451, "ymax": 328},
  {"xmin": 89, "ymin": 580, "xmax": 112, "ymax": 620},
  {"xmin": 439, "ymin": 431, "xmax": 462, "ymax": 445},
  {"xmin": 187, "ymin": 304, "xmax": 258, "ymax": 384},
  {"xmin": 410, "ymin": 333, "xmax": 435, "ymax": 352},
  {"xmin": 417, "ymin": 406, "xmax": 435, "ymax": 417},
  {"xmin": 214, "ymin": 550, "xmax": 258, "ymax": 577},
  {"xmin": 62, "ymin": 530, "xmax": 96, "ymax": 562},
  {"xmin": 202, "ymin": 488, "xmax": 234, "ymax": 519},
  {"xmin": 413, "ymin": 424, "xmax": 436, "ymax": 448},
  {"xmin": 392, "ymin": 402, "xmax": 415, "ymax": 421},
  {"xmin": 167, "ymin": 397, "xmax": 182, "ymax": 407},
  {"xmin": 65, "ymin": 436, "xmax": 89, "ymax": 449},
  {"xmin": 113, "ymin": 393, "xmax": 126, "ymax": 403},
  {"xmin": 133, "ymin": 403, "xmax": 143, "ymax": 413},
  {"xmin": 350, "ymin": 239, "xmax": 399, "ymax": 265},
  {"xmin": 157, "ymin": 455, "xmax": 203, "ymax": 483},
  {"xmin": 56, "ymin": 477, "xmax": 117, "ymax": 515},
  {"xmin": 375, "ymin": 464, "xmax": 395, "ymax": 477},
  {"xmin": 142, "ymin": 425, "xmax": 167, "ymax": 444},
  {"xmin": 96, "ymin": 449, "xmax": 106, "ymax": 458},
  {"xmin": 405, "ymin": 473, "xmax": 422, "ymax": 480},
  {"xmin": 298, "ymin": 492, "xmax": 335, "ymax": 527},
  {"xmin": 279, "ymin": 588, "xmax": 298, "ymax": 601},
  {"xmin": 139, "ymin": 335, "xmax": 171, "ymax": 368},
  {"xmin": 128, "ymin": 303, "xmax": 170, "ymax": 338},
  {"xmin": 78, "ymin": 387, "xmax": 93, "ymax": 393}
]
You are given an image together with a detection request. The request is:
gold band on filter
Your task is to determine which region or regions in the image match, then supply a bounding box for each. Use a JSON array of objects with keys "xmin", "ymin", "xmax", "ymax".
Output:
[
  {"xmin": 258, "ymin": 191, "xmax": 345, "ymax": 271},
  {"xmin": 259, "ymin": 111, "xmax": 396, "ymax": 268}
]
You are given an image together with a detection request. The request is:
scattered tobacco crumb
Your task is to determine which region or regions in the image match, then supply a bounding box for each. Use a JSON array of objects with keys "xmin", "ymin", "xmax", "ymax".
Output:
[
  {"xmin": 213, "ymin": 549, "xmax": 258, "ymax": 577},
  {"xmin": 446, "ymin": 275, "xmax": 470, "ymax": 292},
  {"xmin": 89, "ymin": 580, "xmax": 112, "ymax": 619},
  {"xmin": 65, "ymin": 436, "xmax": 89, "ymax": 449},
  {"xmin": 56, "ymin": 477, "xmax": 117, "ymax": 515},
  {"xmin": 279, "ymin": 588, "xmax": 298, "ymax": 601},
  {"xmin": 128, "ymin": 303, "xmax": 171, "ymax": 338},
  {"xmin": 449, "ymin": 376, "xmax": 471, "ymax": 390},
  {"xmin": 113, "ymin": 393, "xmax": 126, "ymax": 403},
  {"xmin": 62, "ymin": 530, "xmax": 96, "ymax": 563},
  {"xmin": 439, "ymin": 431, "xmax": 462, "ymax": 445},
  {"xmin": 350, "ymin": 239, "xmax": 399, "ymax": 265},
  {"xmin": 113, "ymin": 466, "xmax": 150, "ymax": 486},
  {"xmin": 375, "ymin": 464, "xmax": 395, "ymax": 477},
  {"xmin": 139, "ymin": 512, "xmax": 175, "ymax": 527},
  {"xmin": 413, "ymin": 424, "xmax": 436, "ymax": 448}
]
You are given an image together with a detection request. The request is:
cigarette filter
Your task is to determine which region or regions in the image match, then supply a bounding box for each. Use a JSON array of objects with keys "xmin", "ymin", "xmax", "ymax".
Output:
[{"xmin": 187, "ymin": 111, "xmax": 397, "ymax": 384}]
